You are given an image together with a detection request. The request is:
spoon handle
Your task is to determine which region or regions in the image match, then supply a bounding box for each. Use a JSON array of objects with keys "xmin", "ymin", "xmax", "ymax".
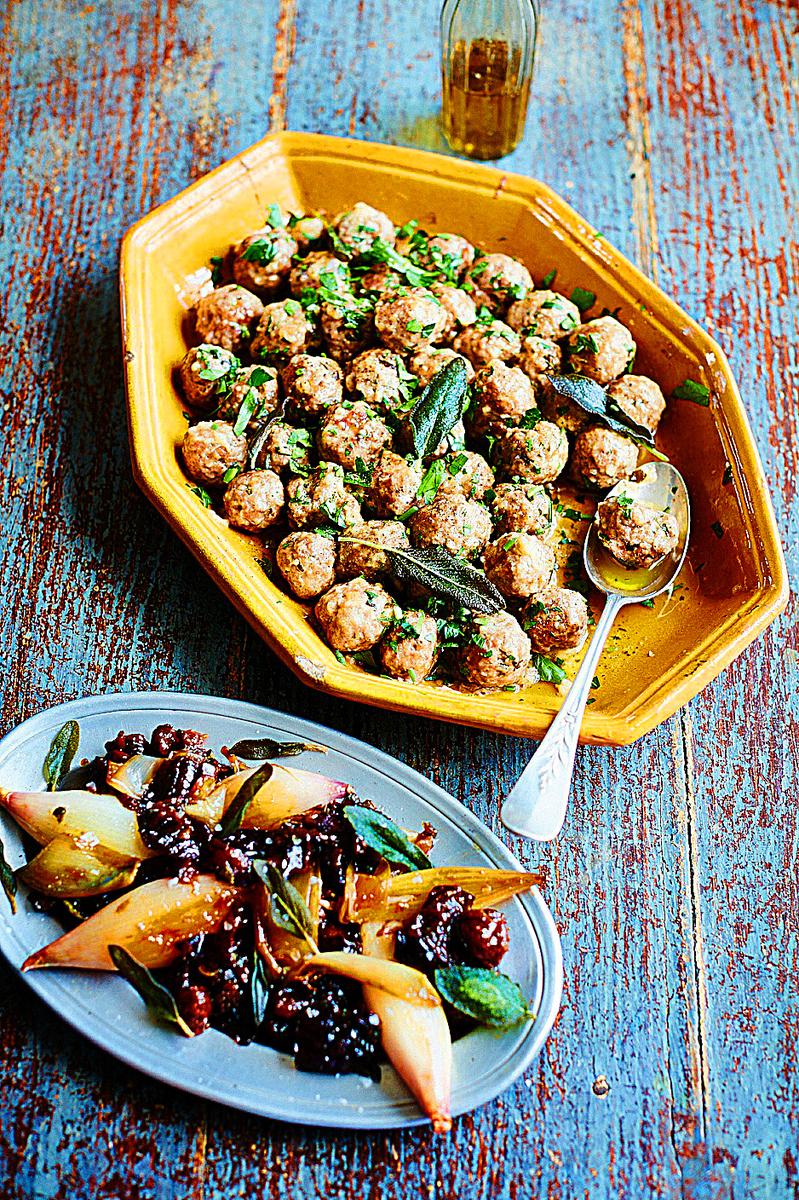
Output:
[{"xmin": 500, "ymin": 592, "xmax": 627, "ymax": 842}]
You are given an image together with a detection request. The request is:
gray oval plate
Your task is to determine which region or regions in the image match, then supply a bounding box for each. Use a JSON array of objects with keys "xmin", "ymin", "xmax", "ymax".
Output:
[{"xmin": 0, "ymin": 691, "xmax": 562, "ymax": 1130}]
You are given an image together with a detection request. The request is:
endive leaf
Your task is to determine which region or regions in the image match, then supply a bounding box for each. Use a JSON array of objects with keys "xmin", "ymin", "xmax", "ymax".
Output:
[{"xmin": 219, "ymin": 760, "xmax": 274, "ymax": 836}]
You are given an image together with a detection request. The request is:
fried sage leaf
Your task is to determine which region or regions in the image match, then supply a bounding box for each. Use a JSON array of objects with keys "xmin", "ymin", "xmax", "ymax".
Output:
[
  {"xmin": 547, "ymin": 374, "xmax": 668, "ymax": 460},
  {"xmin": 407, "ymin": 358, "xmax": 469, "ymax": 459},
  {"xmin": 254, "ymin": 860, "xmax": 315, "ymax": 941},
  {"xmin": 340, "ymin": 538, "xmax": 504, "ymax": 614},
  {"xmin": 251, "ymin": 952, "xmax": 272, "ymax": 1026},
  {"xmin": 43, "ymin": 720, "xmax": 80, "ymax": 792},
  {"xmin": 434, "ymin": 965, "xmax": 533, "ymax": 1029},
  {"xmin": 344, "ymin": 805, "xmax": 431, "ymax": 872},
  {"xmin": 108, "ymin": 944, "xmax": 194, "ymax": 1037},
  {"xmin": 218, "ymin": 760, "xmax": 274, "ymax": 837},
  {"xmin": 228, "ymin": 737, "xmax": 326, "ymax": 760},
  {"xmin": 0, "ymin": 835, "xmax": 17, "ymax": 913}
]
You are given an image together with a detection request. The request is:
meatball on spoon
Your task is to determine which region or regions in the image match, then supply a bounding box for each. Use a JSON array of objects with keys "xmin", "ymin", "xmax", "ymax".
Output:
[{"xmin": 501, "ymin": 461, "xmax": 690, "ymax": 842}]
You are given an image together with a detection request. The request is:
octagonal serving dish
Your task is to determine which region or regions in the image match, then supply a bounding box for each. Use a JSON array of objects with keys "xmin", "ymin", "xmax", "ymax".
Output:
[{"xmin": 119, "ymin": 131, "xmax": 788, "ymax": 745}]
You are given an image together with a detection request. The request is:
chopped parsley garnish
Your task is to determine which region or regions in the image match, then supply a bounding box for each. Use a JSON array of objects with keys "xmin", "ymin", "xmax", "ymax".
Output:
[
  {"xmin": 541, "ymin": 268, "xmax": 557, "ymax": 288},
  {"xmin": 710, "ymin": 520, "xmax": 724, "ymax": 539},
  {"xmin": 532, "ymin": 654, "xmax": 567, "ymax": 685},
  {"xmin": 241, "ymin": 237, "xmax": 277, "ymax": 265},
  {"xmin": 570, "ymin": 286, "xmax": 596, "ymax": 313},
  {"xmin": 672, "ymin": 379, "xmax": 710, "ymax": 406},
  {"xmin": 188, "ymin": 484, "xmax": 212, "ymax": 507}
]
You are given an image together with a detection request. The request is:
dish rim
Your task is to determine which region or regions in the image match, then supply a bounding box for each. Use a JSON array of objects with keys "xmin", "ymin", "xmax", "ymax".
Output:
[
  {"xmin": 0, "ymin": 689, "xmax": 563, "ymax": 1130},
  {"xmin": 119, "ymin": 131, "xmax": 789, "ymax": 745}
]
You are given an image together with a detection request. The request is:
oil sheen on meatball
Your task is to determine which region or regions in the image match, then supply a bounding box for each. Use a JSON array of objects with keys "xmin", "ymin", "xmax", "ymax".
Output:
[
  {"xmin": 179, "ymin": 344, "xmax": 239, "ymax": 410},
  {"xmin": 333, "ymin": 202, "xmax": 395, "ymax": 258},
  {"xmin": 286, "ymin": 463, "xmax": 362, "ymax": 530},
  {"xmin": 251, "ymin": 300, "xmax": 316, "ymax": 363},
  {"xmin": 223, "ymin": 469, "xmax": 285, "ymax": 532},
  {"xmin": 379, "ymin": 610, "xmax": 439, "ymax": 681},
  {"xmin": 522, "ymin": 586, "xmax": 590, "ymax": 654},
  {"xmin": 566, "ymin": 316, "xmax": 636, "ymax": 384},
  {"xmin": 276, "ymin": 531, "xmax": 338, "ymax": 599},
  {"xmin": 194, "ymin": 284, "xmax": 264, "ymax": 353},
  {"xmin": 489, "ymin": 482, "xmax": 554, "ymax": 538},
  {"xmin": 454, "ymin": 316, "xmax": 521, "ymax": 366},
  {"xmin": 466, "ymin": 253, "xmax": 533, "ymax": 309},
  {"xmin": 337, "ymin": 520, "xmax": 409, "ymax": 581},
  {"xmin": 317, "ymin": 401, "xmax": 392, "ymax": 468},
  {"xmin": 366, "ymin": 450, "xmax": 423, "ymax": 518},
  {"xmin": 314, "ymin": 577, "xmax": 398, "ymax": 652},
  {"xmin": 281, "ymin": 354, "xmax": 343, "ymax": 419},
  {"xmin": 596, "ymin": 493, "xmax": 680, "ymax": 568},
  {"xmin": 457, "ymin": 612, "xmax": 532, "ymax": 689},
  {"xmin": 483, "ymin": 533, "xmax": 556, "ymax": 600},
  {"xmin": 607, "ymin": 375, "xmax": 666, "ymax": 434},
  {"xmin": 232, "ymin": 225, "xmax": 298, "ymax": 297},
  {"xmin": 468, "ymin": 361, "xmax": 537, "ymax": 437},
  {"xmin": 494, "ymin": 421, "xmax": 569, "ymax": 485},
  {"xmin": 570, "ymin": 426, "xmax": 638, "ymax": 491},
  {"xmin": 374, "ymin": 288, "xmax": 447, "ymax": 354},
  {"xmin": 181, "ymin": 420, "xmax": 248, "ymax": 487},
  {"xmin": 506, "ymin": 290, "xmax": 580, "ymax": 341},
  {"xmin": 409, "ymin": 494, "xmax": 492, "ymax": 558}
]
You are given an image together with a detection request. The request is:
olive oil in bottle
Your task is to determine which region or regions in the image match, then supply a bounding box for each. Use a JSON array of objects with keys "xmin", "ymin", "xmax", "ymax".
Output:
[{"xmin": 440, "ymin": 0, "xmax": 539, "ymax": 161}]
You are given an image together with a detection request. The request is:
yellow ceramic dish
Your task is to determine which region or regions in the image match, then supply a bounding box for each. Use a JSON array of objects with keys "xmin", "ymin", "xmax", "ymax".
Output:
[{"xmin": 119, "ymin": 131, "xmax": 788, "ymax": 745}]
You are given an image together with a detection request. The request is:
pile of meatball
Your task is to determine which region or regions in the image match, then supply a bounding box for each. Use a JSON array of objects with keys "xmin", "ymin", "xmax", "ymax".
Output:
[{"xmin": 177, "ymin": 201, "xmax": 672, "ymax": 691}]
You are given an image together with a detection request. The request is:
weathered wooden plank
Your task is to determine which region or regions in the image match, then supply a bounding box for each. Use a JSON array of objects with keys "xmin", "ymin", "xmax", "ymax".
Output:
[{"xmin": 0, "ymin": 0, "xmax": 796, "ymax": 1197}]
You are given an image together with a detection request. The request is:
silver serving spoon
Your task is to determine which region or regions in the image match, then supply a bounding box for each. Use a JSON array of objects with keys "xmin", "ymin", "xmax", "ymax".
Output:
[{"xmin": 500, "ymin": 460, "xmax": 691, "ymax": 842}]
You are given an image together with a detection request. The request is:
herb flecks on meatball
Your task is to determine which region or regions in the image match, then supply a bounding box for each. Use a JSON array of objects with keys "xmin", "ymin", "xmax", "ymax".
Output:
[
  {"xmin": 276, "ymin": 531, "xmax": 338, "ymax": 599},
  {"xmin": 182, "ymin": 421, "xmax": 248, "ymax": 488},
  {"xmin": 223, "ymin": 469, "xmax": 285, "ymax": 533},
  {"xmin": 566, "ymin": 315, "xmax": 636, "ymax": 384},
  {"xmin": 379, "ymin": 609, "xmax": 439, "ymax": 681},
  {"xmin": 571, "ymin": 426, "xmax": 638, "ymax": 491},
  {"xmin": 483, "ymin": 533, "xmax": 556, "ymax": 600},
  {"xmin": 597, "ymin": 493, "xmax": 680, "ymax": 569},
  {"xmin": 523, "ymin": 586, "xmax": 590, "ymax": 654},
  {"xmin": 195, "ymin": 284, "xmax": 264, "ymax": 354},
  {"xmin": 457, "ymin": 612, "xmax": 532, "ymax": 689},
  {"xmin": 315, "ymin": 577, "xmax": 398, "ymax": 652}
]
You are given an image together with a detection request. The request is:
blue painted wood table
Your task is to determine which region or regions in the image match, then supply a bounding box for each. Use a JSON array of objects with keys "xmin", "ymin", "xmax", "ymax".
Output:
[{"xmin": 0, "ymin": 2, "xmax": 796, "ymax": 1197}]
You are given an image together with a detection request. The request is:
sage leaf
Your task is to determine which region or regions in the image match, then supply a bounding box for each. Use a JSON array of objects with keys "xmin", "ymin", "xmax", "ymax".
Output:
[
  {"xmin": 251, "ymin": 952, "xmax": 271, "ymax": 1026},
  {"xmin": 0, "ymin": 835, "xmax": 17, "ymax": 913},
  {"xmin": 546, "ymin": 374, "xmax": 668, "ymax": 460},
  {"xmin": 434, "ymin": 965, "xmax": 533, "ymax": 1029},
  {"xmin": 43, "ymin": 721, "xmax": 80, "ymax": 792},
  {"xmin": 406, "ymin": 358, "xmax": 469, "ymax": 459},
  {"xmin": 228, "ymin": 737, "xmax": 326, "ymax": 760},
  {"xmin": 343, "ymin": 805, "xmax": 431, "ymax": 871},
  {"xmin": 254, "ymin": 860, "xmax": 315, "ymax": 941},
  {"xmin": 218, "ymin": 760, "xmax": 274, "ymax": 837},
  {"xmin": 363, "ymin": 541, "xmax": 504, "ymax": 614},
  {"xmin": 109, "ymin": 945, "xmax": 194, "ymax": 1037}
]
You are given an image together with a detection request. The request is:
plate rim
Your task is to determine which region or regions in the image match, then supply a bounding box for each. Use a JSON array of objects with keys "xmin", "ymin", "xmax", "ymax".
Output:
[{"xmin": 0, "ymin": 689, "xmax": 563, "ymax": 1131}]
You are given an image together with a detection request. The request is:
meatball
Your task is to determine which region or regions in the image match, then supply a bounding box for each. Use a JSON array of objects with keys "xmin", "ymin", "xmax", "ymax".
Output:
[
  {"xmin": 457, "ymin": 612, "xmax": 532, "ymax": 689},
  {"xmin": 215, "ymin": 365, "xmax": 280, "ymax": 428},
  {"xmin": 358, "ymin": 264, "xmax": 404, "ymax": 295},
  {"xmin": 315, "ymin": 577, "xmax": 398, "ymax": 652},
  {"xmin": 232, "ymin": 225, "xmax": 298, "ymax": 296},
  {"xmin": 409, "ymin": 494, "xmax": 492, "ymax": 558},
  {"xmin": 523, "ymin": 586, "xmax": 590, "ymax": 654},
  {"xmin": 518, "ymin": 335, "xmax": 562, "ymax": 390},
  {"xmin": 337, "ymin": 520, "xmax": 409, "ymax": 579},
  {"xmin": 346, "ymin": 349, "xmax": 406, "ymax": 415},
  {"xmin": 178, "ymin": 345, "xmax": 239, "ymax": 410},
  {"xmin": 251, "ymin": 300, "xmax": 316, "ymax": 363},
  {"xmin": 438, "ymin": 450, "xmax": 494, "ymax": 500},
  {"xmin": 453, "ymin": 316, "xmax": 521, "ymax": 366},
  {"xmin": 286, "ymin": 463, "xmax": 362, "ymax": 530},
  {"xmin": 506, "ymin": 290, "xmax": 580, "ymax": 341},
  {"xmin": 317, "ymin": 401, "xmax": 392, "ymax": 468},
  {"xmin": 223, "ymin": 469, "xmax": 285, "ymax": 532},
  {"xmin": 596, "ymin": 493, "xmax": 680, "ymax": 568},
  {"xmin": 287, "ymin": 212, "xmax": 327, "ymax": 252},
  {"xmin": 409, "ymin": 347, "xmax": 474, "ymax": 388},
  {"xmin": 182, "ymin": 420, "xmax": 248, "ymax": 487},
  {"xmin": 483, "ymin": 533, "xmax": 556, "ymax": 600},
  {"xmin": 367, "ymin": 450, "xmax": 423, "ymax": 518},
  {"xmin": 333, "ymin": 202, "xmax": 395, "ymax": 258},
  {"xmin": 194, "ymin": 284, "xmax": 264, "ymax": 353},
  {"xmin": 375, "ymin": 288, "xmax": 447, "ymax": 354},
  {"xmin": 495, "ymin": 422, "xmax": 569, "ymax": 485},
  {"xmin": 281, "ymin": 354, "xmax": 343, "ymax": 419},
  {"xmin": 320, "ymin": 297, "xmax": 374, "ymax": 360},
  {"xmin": 467, "ymin": 361, "xmax": 537, "ymax": 437},
  {"xmin": 571, "ymin": 425, "xmax": 638, "ymax": 491},
  {"xmin": 539, "ymin": 382, "xmax": 592, "ymax": 434},
  {"xmin": 466, "ymin": 253, "xmax": 533, "ymax": 309},
  {"xmin": 607, "ymin": 374, "xmax": 666, "ymax": 434},
  {"xmin": 490, "ymin": 482, "xmax": 554, "ymax": 538},
  {"xmin": 254, "ymin": 421, "xmax": 312, "ymax": 475},
  {"xmin": 379, "ymin": 610, "xmax": 439, "ymax": 681},
  {"xmin": 276, "ymin": 531, "xmax": 338, "ymax": 600},
  {"xmin": 413, "ymin": 232, "xmax": 475, "ymax": 282},
  {"xmin": 289, "ymin": 252, "xmax": 350, "ymax": 298},
  {"xmin": 430, "ymin": 283, "xmax": 477, "ymax": 340},
  {"xmin": 566, "ymin": 316, "xmax": 636, "ymax": 384}
]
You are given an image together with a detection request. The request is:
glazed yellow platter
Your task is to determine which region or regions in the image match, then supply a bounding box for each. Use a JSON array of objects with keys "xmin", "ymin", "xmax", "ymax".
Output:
[{"xmin": 119, "ymin": 132, "xmax": 787, "ymax": 745}]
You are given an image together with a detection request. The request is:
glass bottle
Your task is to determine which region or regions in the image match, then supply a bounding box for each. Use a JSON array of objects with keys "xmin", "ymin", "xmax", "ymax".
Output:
[{"xmin": 440, "ymin": 0, "xmax": 540, "ymax": 160}]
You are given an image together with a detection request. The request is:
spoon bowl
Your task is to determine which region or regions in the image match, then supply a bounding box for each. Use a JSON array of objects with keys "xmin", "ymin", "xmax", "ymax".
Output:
[{"xmin": 500, "ymin": 459, "xmax": 691, "ymax": 842}]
